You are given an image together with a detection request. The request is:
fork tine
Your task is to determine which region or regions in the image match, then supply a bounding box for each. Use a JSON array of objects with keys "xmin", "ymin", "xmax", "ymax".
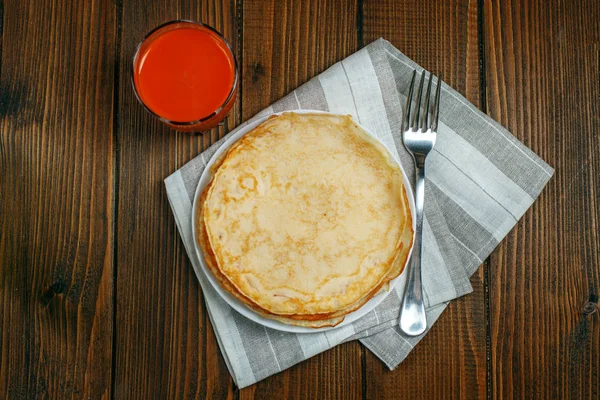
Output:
[
  {"xmin": 431, "ymin": 73, "xmax": 442, "ymax": 131},
  {"xmin": 419, "ymin": 72, "xmax": 433, "ymax": 130},
  {"xmin": 410, "ymin": 72, "xmax": 426, "ymax": 131},
  {"xmin": 403, "ymin": 70, "xmax": 417, "ymax": 131}
]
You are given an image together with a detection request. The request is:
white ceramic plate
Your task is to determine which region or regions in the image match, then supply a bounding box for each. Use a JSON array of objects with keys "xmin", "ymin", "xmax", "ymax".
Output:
[{"xmin": 192, "ymin": 110, "xmax": 416, "ymax": 333}]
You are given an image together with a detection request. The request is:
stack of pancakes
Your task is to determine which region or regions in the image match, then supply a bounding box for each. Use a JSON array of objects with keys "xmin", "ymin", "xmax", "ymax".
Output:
[{"xmin": 196, "ymin": 112, "xmax": 413, "ymax": 327}]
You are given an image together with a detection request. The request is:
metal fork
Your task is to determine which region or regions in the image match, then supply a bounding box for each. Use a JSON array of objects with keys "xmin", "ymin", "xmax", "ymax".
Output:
[{"xmin": 399, "ymin": 70, "xmax": 442, "ymax": 336}]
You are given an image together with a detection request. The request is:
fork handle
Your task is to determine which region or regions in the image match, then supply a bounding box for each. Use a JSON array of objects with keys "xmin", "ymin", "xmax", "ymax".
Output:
[{"xmin": 399, "ymin": 164, "xmax": 427, "ymax": 336}]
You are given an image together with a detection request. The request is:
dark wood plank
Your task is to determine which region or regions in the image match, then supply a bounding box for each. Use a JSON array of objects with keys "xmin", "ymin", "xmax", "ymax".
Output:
[
  {"xmin": 239, "ymin": 0, "xmax": 363, "ymax": 398},
  {"xmin": 238, "ymin": 344, "xmax": 364, "ymax": 400},
  {"xmin": 113, "ymin": 1, "xmax": 240, "ymax": 398},
  {"xmin": 241, "ymin": 0, "xmax": 361, "ymax": 119},
  {"xmin": 484, "ymin": 0, "xmax": 600, "ymax": 398},
  {"xmin": 0, "ymin": 0, "xmax": 117, "ymax": 398},
  {"xmin": 362, "ymin": 1, "xmax": 488, "ymax": 399}
]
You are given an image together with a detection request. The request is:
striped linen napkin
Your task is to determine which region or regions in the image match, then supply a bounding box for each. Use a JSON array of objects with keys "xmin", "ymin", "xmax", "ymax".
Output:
[{"xmin": 164, "ymin": 38, "xmax": 553, "ymax": 388}]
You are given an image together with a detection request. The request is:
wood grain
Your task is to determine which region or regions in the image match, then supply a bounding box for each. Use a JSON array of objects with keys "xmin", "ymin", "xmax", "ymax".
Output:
[
  {"xmin": 0, "ymin": 0, "xmax": 117, "ymax": 398},
  {"xmin": 113, "ymin": 1, "xmax": 240, "ymax": 398},
  {"xmin": 241, "ymin": 0, "xmax": 361, "ymax": 119},
  {"xmin": 238, "ymin": 344, "xmax": 364, "ymax": 400},
  {"xmin": 238, "ymin": 0, "xmax": 363, "ymax": 398},
  {"xmin": 2, "ymin": 1, "xmax": 599, "ymax": 398},
  {"xmin": 362, "ymin": 1, "xmax": 488, "ymax": 399},
  {"xmin": 484, "ymin": 0, "xmax": 600, "ymax": 398}
]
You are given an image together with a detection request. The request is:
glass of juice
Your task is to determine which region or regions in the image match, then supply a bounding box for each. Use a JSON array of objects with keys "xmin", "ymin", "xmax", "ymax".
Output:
[{"xmin": 132, "ymin": 20, "xmax": 238, "ymax": 132}]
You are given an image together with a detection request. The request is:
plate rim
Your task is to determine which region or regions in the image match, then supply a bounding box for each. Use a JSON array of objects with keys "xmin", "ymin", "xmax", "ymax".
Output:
[{"xmin": 191, "ymin": 110, "xmax": 416, "ymax": 333}]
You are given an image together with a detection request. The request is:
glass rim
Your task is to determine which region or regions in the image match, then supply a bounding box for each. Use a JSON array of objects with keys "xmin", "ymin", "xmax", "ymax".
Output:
[{"xmin": 131, "ymin": 19, "xmax": 239, "ymax": 126}]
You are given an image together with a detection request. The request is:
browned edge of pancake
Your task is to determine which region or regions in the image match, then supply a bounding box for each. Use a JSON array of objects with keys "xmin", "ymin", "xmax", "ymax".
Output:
[
  {"xmin": 194, "ymin": 112, "xmax": 414, "ymax": 326},
  {"xmin": 197, "ymin": 188, "xmax": 345, "ymax": 322},
  {"xmin": 197, "ymin": 187, "xmax": 346, "ymax": 327}
]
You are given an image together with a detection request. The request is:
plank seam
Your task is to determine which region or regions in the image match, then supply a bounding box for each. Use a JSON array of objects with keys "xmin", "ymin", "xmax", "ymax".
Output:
[
  {"xmin": 0, "ymin": 0, "xmax": 4, "ymax": 169},
  {"xmin": 476, "ymin": 0, "xmax": 492, "ymax": 399},
  {"xmin": 110, "ymin": 0, "xmax": 123, "ymax": 399},
  {"xmin": 0, "ymin": 0, "xmax": 3, "ymax": 59},
  {"xmin": 232, "ymin": 1, "xmax": 243, "ymax": 398},
  {"xmin": 236, "ymin": 0, "xmax": 243, "ymax": 125},
  {"xmin": 356, "ymin": 2, "xmax": 366, "ymax": 398},
  {"xmin": 357, "ymin": 0, "xmax": 364, "ymax": 49},
  {"xmin": 361, "ymin": 343, "xmax": 367, "ymax": 400}
]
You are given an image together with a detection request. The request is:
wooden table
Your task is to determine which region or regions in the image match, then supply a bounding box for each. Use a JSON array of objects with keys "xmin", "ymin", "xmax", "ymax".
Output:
[{"xmin": 1, "ymin": 0, "xmax": 598, "ymax": 398}]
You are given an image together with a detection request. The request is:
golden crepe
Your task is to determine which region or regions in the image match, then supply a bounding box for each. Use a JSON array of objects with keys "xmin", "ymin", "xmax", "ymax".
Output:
[{"xmin": 196, "ymin": 112, "xmax": 413, "ymax": 327}]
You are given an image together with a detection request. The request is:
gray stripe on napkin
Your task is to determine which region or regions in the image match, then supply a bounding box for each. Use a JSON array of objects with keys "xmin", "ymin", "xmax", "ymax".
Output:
[
  {"xmin": 272, "ymin": 93, "xmax": 300, "ymax": 112},
  {"xmin": 232, "ymin": 309, "xmax": 307, "ymax": 378},
  {"xmin": 350, "ymin": 291, "xmax": 401, "ymax": 335},
  {"xmin": 181, "ymin": 154, "xmax": 209, "ymax": 202},
  {"xmin": 231, "ymin": 312, "xmax": 282, "ymax": 381},
  {"xmin": 428, "ymin": 182, "xmax": 498, "ymax": 263},
  {"xmin": 346, "ymin": 319, "xmax": 397, "ymax": 342},
  {"xmin": 351, "ymin": 310, "xmax": 380, "ymax": 333},
  {"xmin": 273, "ymin": 79, "xmax": 329, "ymax": 113},
  {"xmin": 267, "ymin": 331, "xmax": 305, "ymax": 370},
  {"xmin": 369, "ymin": 288, "xmax": 401, "ymax": 323},
  {"xmin": 296, "ymin": 79, "xmax": 329, "ymax": 110},
  {"xmin": 423, "ymin": 189, "xmax": 474, "ymax": 291},
  {"xmin": 367, "ymin": 43, "xmax": 414, "ymax": 181}
]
